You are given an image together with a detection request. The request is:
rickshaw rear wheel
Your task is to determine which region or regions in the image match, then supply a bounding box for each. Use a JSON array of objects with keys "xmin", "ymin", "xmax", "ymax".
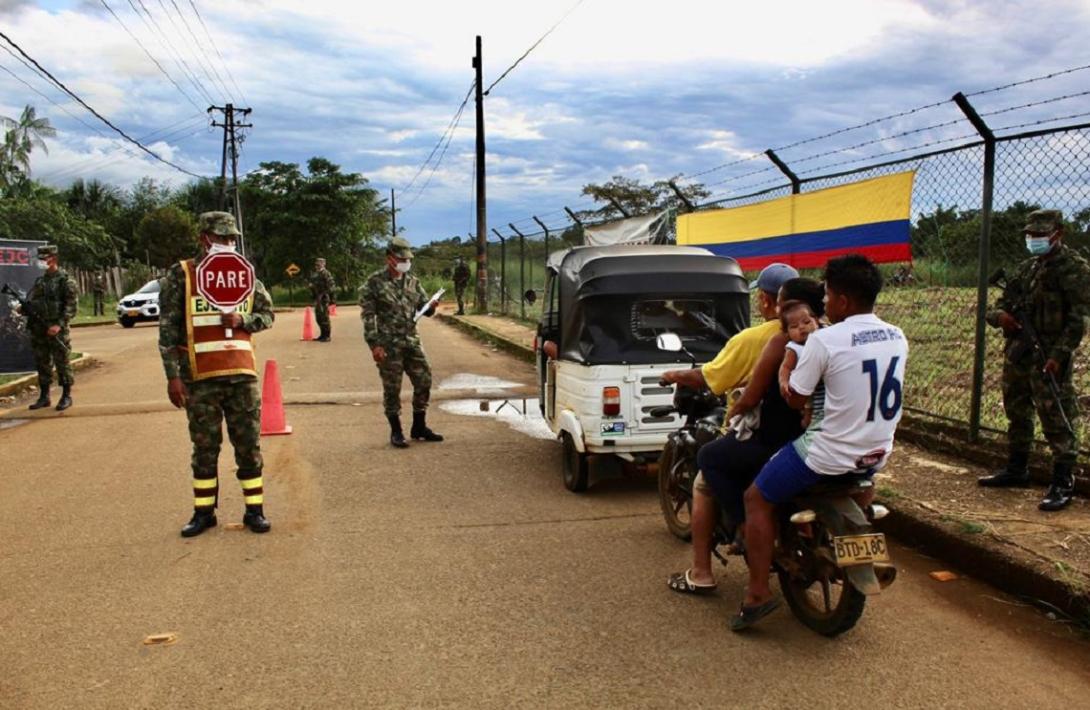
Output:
[{"xmin": 561, "ymin": 432, "xmax": 590, "ymax": 492}]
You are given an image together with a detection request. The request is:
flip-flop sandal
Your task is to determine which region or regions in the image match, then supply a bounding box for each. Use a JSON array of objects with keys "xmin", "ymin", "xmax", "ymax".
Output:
[
  {"xmin": 729, "ymin": 596, "xmax": 782, "ymax": 631},
  {"xmin": 667, "ymin": 570, "xmax": 717, "ymax": 595}
]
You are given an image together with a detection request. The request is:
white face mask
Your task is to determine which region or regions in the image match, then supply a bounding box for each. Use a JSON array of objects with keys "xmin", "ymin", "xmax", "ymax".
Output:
[
  {"xmin": 208, "ymin": 241, "xmax": 237, "ymax": 254},
  {"xmin": 395, "ymin": 260, "xmax": 412, "ymax": 274},
  {"xmin": 38, "ymin": 259, "xmax": 50, "ymax": 269}
]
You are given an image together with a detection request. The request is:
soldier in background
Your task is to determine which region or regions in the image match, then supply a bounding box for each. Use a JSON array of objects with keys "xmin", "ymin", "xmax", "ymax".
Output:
[
  {"xmin": 25, "ymin": 244, "xmax": 78, "ymax": 411},
  {"xmin": 310, "ymin": 257, "xmax": 335, "ymax": 342},
  {"xmin": 159, "ymin": 211, "xmax": 275, "ymax": 537},
  {"xmin": 452, "ymin": 256, "xmax": 471, "ymax": 315},
  {"xmin": 980, "ymin": 209, "xmax": 1090, "ymax": 511},
  {"xmin": 92, "ymin": 270, "xmax": 107, "ymax": 316},
  {"xmin": 360, "ymin": 236, "xmax": 443, "ymax": 448}
]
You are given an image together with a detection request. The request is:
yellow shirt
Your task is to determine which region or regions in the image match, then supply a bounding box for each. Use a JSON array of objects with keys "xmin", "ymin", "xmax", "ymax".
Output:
[{"xmin": 700, "ymin": 319, "xmax": 781, "ymax": 396}]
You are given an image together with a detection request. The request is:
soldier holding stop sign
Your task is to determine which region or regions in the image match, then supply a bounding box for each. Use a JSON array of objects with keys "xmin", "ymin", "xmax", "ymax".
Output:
[{"xmin": 158, "ymin": 211, "xmax": 276, "ymax": 538}]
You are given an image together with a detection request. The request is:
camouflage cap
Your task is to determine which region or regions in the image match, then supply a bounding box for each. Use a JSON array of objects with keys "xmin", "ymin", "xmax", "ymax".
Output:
[
  {"xmin": 1024, "ymin": 209, "xmax": 1063, "ymax": 233},
  {"xmin": 387, "ymin": 236, "xmax": 413, "ymax": 259},
  {"xmin": 37, "ymin": 244, "xmax": 58, "ymax": 258},
  {"xmin": 198, "ymin": 211, "xmax": 241, "ymax": 237}
]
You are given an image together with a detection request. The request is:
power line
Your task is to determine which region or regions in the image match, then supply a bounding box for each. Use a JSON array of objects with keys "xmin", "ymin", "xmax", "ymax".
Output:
[
  {"xmin": 127, "ymin": 0, "xmax": 217, "ymax": 105},
  {"xmin": 0, "ymin": 30, "xmax": 204, "ymax": 178},
  {"xmin": 401, "ymin": 81, "xmax": 475, "ymax": 195},
  {"xmin": 98, "ymin": 0, "xmax": 203, "ymax": 112},
  {"xmin": 483, "ymin": 0, "xmax": 585, "ymax": 96},
  {"xmin": 187, "ymin": 0, "xmax": 247, "ymax": 105},
  {"xmin": 403, "ymin": 94, "xmax": 470, "ymax": 210},
  {"xmin": 159, "ymin": 0, "xmax": 233, "ymax": 100}
]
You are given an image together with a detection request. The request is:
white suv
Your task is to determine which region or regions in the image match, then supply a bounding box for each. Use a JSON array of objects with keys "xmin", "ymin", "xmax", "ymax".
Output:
[{"xmin": 116, "ymin": 279, "xmax": 160, "ymax": 328}]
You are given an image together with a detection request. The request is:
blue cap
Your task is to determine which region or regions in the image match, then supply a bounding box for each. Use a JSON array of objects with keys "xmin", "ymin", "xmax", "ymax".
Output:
[{"xmin": 749, "ymin": 262, "xmax": 799, "ymax": 293}]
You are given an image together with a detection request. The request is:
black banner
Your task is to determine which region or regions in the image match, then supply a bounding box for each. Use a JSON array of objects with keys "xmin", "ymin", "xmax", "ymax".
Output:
[{"xmin": 1, "ymin": 239, "xmax": 46, "ymax": 373}]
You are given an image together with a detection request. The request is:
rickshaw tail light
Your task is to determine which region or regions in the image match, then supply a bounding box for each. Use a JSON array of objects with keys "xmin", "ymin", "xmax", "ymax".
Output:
[{"xmin": 603, "ymin": 387, "xmax": 621, "ymax": 416}]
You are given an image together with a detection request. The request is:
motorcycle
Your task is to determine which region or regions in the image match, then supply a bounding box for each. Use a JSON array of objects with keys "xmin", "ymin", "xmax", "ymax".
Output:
[{"xmin": 653, "ymin": 333, "xmax": 897, "ymax": 637}]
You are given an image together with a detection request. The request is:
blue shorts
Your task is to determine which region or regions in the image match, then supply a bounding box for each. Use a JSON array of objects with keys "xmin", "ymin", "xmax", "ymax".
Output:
[{"xmin": 753, "ymin": 444, "xmax": 827, "ymax": 504}]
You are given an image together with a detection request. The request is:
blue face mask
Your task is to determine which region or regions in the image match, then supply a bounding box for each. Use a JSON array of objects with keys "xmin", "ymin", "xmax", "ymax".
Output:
[{"xmin": 1025, "ymin": 232, "xmax": 1054, "ymax": 256}]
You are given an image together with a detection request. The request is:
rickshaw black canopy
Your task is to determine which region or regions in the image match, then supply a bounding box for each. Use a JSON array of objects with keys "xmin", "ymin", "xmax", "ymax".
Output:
[{"xmin": 548, "ymin": 245, "xmax": 751, "ymax": 365}]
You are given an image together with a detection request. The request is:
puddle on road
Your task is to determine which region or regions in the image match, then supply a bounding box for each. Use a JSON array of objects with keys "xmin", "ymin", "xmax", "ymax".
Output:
[
  {"xmin": 0, "ymin": 419, "xmax": 29, "ymax": 431},
  {"xmin": 439, "ymin": 398, "xmax": 555, "ymax": 440},
  {"xmin": 438, "ymin": 373, "xmax": 523, "ymax": 394}
]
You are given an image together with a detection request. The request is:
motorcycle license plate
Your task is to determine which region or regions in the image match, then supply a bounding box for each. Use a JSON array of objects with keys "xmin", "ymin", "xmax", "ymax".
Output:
[
  {"xmin": 127, "ymin": 309, "xmax": 139, "ymax": 317},
  {"xmin": 833, "ymin": 533, "xmax": 889, "ymax": 567}
]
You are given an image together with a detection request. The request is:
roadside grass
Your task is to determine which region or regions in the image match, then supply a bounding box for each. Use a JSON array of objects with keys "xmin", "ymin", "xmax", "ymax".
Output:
[
  {"xmin": 940, "ymin": 513, "xmax": 988, "ymax": 535},
  {"xmin": 73, "ymin": 297, "xmax": 118, "ymax": 325}
]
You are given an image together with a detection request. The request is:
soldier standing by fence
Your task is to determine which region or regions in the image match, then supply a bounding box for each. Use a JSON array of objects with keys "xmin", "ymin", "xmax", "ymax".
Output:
[
  {"xmin": 360, "ymin": 237, "xmax": 444, "ymax": 448},
  {"xmin": 159, "ymin": 212, "xmax": 275, "ymax": 537},
  {"xmin": 980, "ymin": 209, "xmax": 1090, "ymax": 511},
  {"xmin": 92, "ymin": 270, "xmax": 107, "ymax": 316},
  {"xmin": 24, "ymin": 245, "xmax": 77, "ymax": 411},
  {"xmin": 452, "ymin": 256, "xmax": 470, "ymax": 315},
  {"xmin": 310, "ymin": 257, "xmax": 335, "ymax": 342}
]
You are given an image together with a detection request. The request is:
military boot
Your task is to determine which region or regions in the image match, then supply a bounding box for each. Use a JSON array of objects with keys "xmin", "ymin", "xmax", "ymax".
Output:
[
  {"xmin": 28, "ymin": 379, "xmax": 50, "ymax": 410},
  {"xmin": 316, "ymin": 325, "xmax": 330, "ymax": 342},
  {"xmin": 243, "ymin": 505, "xmax": 271, "ymax": 533},
  {"xmin": 181, "ymin": 511, "xmax": 217, "ymax": 537},
  {"xmin": 1039, "ymin": 462, "xmax": 1075, "ymax": 511},
  {"xmin": 55, "ymin": 385, "xmax": 72, "ymax": 411},
  {"xmin": 978, "ymin": 451, "xmax": 1031, "ymax": 487},
  {"xmin": 410, "ymin": 411, "xmax": 444, "ymax": 442},
  {"xmin": 388, "ymin": 414, "xmax": 409, "ymax": 448}
]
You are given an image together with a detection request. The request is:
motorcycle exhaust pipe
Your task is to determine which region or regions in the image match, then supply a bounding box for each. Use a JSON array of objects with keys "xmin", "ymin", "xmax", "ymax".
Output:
[{"xmin": 874, "ymin": 563, "xmax": 897, "ymax": 589}]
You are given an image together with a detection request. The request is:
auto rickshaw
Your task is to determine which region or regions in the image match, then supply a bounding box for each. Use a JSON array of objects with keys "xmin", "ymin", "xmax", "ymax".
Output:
[{"xmin": 532, "ymin": 244, "xmax": 749, "ymax": 492}]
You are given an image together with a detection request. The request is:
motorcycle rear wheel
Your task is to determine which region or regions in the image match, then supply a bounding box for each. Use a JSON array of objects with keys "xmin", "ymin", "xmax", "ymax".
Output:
[
  {"xmin": 778, "ymin": 568, "xmax": 866, "ymax": 637},
  {"xmin": 657, "ymin": 443, "xmax": 692, "ymax": 540}
]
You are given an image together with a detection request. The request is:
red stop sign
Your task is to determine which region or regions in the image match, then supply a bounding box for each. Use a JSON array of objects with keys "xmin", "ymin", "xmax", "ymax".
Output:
[{"xmin": 195, "ymin": 252, "xmax": 255, "ymax": 309}]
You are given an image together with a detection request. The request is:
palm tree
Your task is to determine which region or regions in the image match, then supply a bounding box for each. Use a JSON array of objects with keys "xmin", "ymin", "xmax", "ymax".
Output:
[{"xmin": 1, "ymin": 104, "xmax": 56, "ymax": 178}]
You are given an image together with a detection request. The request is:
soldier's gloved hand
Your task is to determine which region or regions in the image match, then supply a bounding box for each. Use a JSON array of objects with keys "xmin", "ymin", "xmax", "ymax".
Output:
[
  {"xmin": 47, "ymin": 325, "xmax": 61, "ymax": 337},
  {"xmin": 167, "ymin": 377, "xmax": 189, "ymax": 409},
  {"xmin": 1044, "ymin": 359, "xmax": 1061, "ymax": 376},
  {"xmin": 221, "ymin": 312, "xmax": 243, "ymax": 329},
  {"xmin": 997, "ymin": 311, "xmax": 1022, "ymax": 334},
  {"xmin": 371, "ymin": 346, "xmax": 386, "ymax": 363}
]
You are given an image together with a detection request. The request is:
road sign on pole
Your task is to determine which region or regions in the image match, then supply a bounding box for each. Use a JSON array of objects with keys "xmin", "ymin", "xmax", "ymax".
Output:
[
  {"xmin": 285, "ymin": 263, "xmax": 300, "ymax": 277},
  {"xmin": 196, "ymin": 251, "xmax": 255, "ymax": 338}
]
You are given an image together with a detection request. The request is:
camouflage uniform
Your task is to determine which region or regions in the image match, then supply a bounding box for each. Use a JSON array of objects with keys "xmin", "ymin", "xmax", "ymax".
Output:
[
  {"xmin": 91, "ymin": 271, "xmax": 107, "ymax": 316},
  {"xmin": 26, "ymin": 249, "xmax": 77, "ymax": 391},
  {"xmin": 159, "ymin": 212, "xmax": 275, "ymax": 533},
  {"xmin": 452, "ymin": 259, "xmax": 471, "ymax": 315},
  {"xmin": 310, "ymin": 263, "xmax": 336, "ymax": 340},
  {"xmin": 986, "ymin": 241, "xmax": 1090, "ymax": 466},
  {"xmin": 360, "ymin": 266, "xmax": 432, "ymax": 417}
]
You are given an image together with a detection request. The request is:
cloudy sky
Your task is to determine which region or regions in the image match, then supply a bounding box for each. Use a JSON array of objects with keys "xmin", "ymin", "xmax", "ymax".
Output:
[{"xmin": 2, "ymin": 0, "xmax": 1089, "ymax": 244}]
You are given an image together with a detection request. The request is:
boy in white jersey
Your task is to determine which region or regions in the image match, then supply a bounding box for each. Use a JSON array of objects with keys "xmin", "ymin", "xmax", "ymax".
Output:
[{"xmin": 732, "ymin": 255, "xmax": 908, "ymax": 631}]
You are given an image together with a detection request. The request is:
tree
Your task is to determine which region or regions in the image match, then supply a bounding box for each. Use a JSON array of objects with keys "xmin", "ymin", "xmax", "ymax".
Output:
[
  {"xmin": 241, "ymin": 157, "xmax": 389, "ymax": 290},
  {"xmin": 579, "ymin": 174, "xmax": 710, "ymax": 221},
  {"xmin": 0, "ymin": 197, "xmax": 115, "ymax": 269},
  {"xmin": 134, "ymin": 206, "xmax": 198, "ymax": 268},
  {"xmin": 1, "ymin": 105, "xmax": 56, "ymax": 195}
]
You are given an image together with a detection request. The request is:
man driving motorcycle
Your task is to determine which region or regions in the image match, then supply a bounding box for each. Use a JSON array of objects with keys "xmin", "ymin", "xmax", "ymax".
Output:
[
  {"xmin": 733, "ymin": 255, "xmax": 907, "ymax": 631},
  {"xmin": 663, "ymin": 263, "xmax": 798, "ymax": 594}
]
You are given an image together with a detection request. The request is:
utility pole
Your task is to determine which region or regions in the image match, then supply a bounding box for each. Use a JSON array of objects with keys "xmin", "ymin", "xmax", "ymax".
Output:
[
  {"xmin": 209, "ymin": 103, "xmax": 253, "ymax": 255},
  {"xmin": 472, "ymin": 35, "xmax": 488, "ymax": 312},
  {"xmin": 390, "ymin": 188, "xmax": 397, "ymax": 237}
]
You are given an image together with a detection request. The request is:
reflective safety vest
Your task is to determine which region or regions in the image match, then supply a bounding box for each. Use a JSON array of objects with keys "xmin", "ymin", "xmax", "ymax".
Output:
[{"xmin": 181, "ymin": 259, "xmax": 257, "ymax": 380}]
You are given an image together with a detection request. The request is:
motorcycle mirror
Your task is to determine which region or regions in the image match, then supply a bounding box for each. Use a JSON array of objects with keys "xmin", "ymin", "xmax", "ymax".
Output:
[
  {"xmin": 523, "ymin": 289, "xmax": 537, "ymax": 305},
  {"xmin": 656, "ymin": 332, "xmax": 683, "ymax": 352}
]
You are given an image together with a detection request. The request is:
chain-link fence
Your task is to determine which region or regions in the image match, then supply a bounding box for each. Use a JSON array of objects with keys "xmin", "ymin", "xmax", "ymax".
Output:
[{"xmin": 465, "ymin": 116, "xmax": 1090, "ymax": 457}]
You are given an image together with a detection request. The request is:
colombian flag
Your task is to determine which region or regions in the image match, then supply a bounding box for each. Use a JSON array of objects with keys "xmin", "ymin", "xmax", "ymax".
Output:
[{"xmin": 677, "ymin": 171, "xmax": 915, "ymax": 270}]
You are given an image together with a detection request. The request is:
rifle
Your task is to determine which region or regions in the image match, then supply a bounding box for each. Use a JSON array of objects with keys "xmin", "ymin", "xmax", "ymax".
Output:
[
  {"xmin": 989, "ymin": 268, "xmax": 1075, "ymax": 436},
  {"xmin": 2, "ymin": 282, "xmax": 39, "ymax": 328}
]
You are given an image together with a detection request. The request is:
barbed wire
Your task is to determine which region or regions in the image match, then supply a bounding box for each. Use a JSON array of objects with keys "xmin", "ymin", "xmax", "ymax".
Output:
[
  {"xmin": 995, "ymin": 110, "xmax": 1090, "ymax": 133},
  {"xmin": 966, "ymin": 62, "xmax": 1090, "ymax": 97},
  {"xmin": 981, "ymin": 89, "xmax": 1090, "ymax": 118}
]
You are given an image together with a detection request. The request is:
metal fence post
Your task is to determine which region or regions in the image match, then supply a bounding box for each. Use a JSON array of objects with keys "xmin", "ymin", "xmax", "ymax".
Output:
[
  {"xmin": 510, "ymin": 224, "xmax": 527, "ymax": 319},
  {"xmin": 765, "ymin": 149, "xmax": 801, "ymax": 194},
  {"xmin": 533, "ymin": 216, "xmax": 550, "ymax": 262},
  {"xmin": 491, "ymin": 228, "xmax": 507, "ymax": 314},
  {"xmin": 953, "ymin": 91, "xmax": 997, "ymax": 442}
]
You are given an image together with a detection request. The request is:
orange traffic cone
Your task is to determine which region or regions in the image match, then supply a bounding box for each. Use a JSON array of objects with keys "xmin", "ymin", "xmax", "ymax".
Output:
[
  {"xmin": 330, "ymin": 303, "xmax": 338, "ymax": 317},
  {"xmin": 260, "ymin": 359, "xmax": 292, "ymax": 436},
  {"xmin": 301, "ymin": 306, "xmax": 315, "ymax": 341}
]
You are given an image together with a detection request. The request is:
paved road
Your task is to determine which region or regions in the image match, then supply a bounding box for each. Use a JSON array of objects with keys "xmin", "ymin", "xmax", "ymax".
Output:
[{"xmin": 2, "ymin": 309, "xmax": 1089, "ymax": 708}]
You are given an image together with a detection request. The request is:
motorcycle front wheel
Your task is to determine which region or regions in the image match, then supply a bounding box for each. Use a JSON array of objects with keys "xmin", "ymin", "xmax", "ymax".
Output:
[{"xmin": 657, "ymin": 441, "xmax": 693, "ymax": 541}]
